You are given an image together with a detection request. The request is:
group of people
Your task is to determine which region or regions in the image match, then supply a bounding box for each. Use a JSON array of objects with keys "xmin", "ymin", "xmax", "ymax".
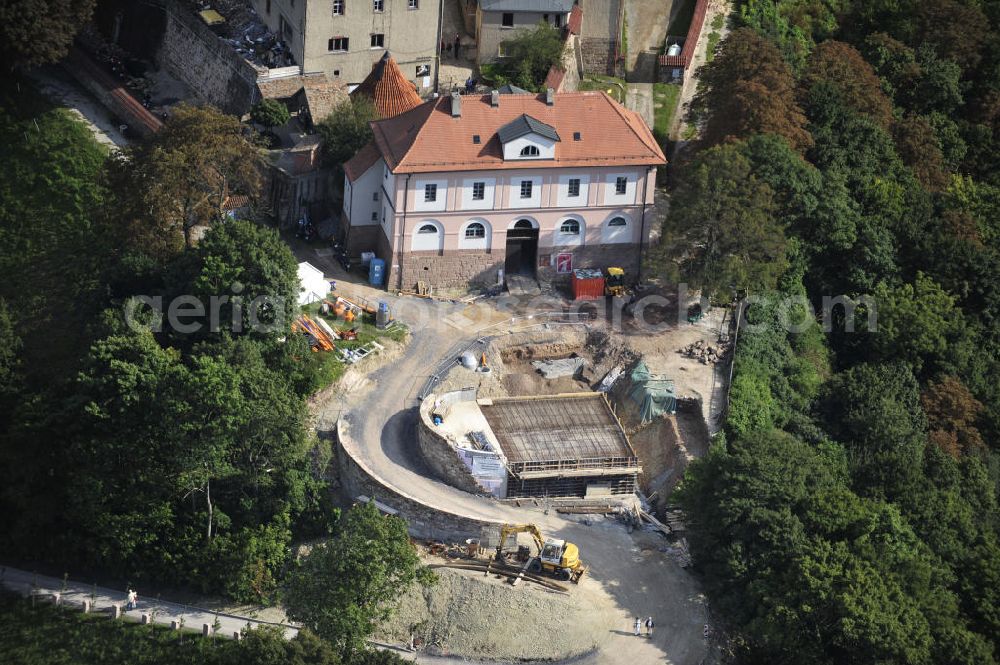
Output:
[
  {"xmin": 441, "ymin": 33, "xmax": 463, "ymax": 59},
  {"xmin": 633, "ymin": 616, "xmax": 654, "ymax": 637}
]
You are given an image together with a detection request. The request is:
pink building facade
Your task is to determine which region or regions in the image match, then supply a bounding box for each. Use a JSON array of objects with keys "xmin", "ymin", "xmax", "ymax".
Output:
[{"xmin": 342, "ymin": 90, "xmax": 665, "ymax": 291}]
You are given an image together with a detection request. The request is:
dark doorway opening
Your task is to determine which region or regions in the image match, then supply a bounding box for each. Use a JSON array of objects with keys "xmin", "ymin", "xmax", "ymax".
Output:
[{"xmin": 505, "ymin": 220, "xmax": 539, "ymax": 278}]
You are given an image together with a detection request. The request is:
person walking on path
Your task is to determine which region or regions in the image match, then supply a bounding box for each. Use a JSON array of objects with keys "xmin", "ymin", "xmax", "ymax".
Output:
[
  {"xmin": 126, "ymin": 589, "xmax": 137, "ymax": 610},
  {"xmin": 645, "ymin": 616, "xmax": 654, "ymax": 638},
  {"xmin": 633, "ymin": 617, "xmax": 642, "ymax": 636}
]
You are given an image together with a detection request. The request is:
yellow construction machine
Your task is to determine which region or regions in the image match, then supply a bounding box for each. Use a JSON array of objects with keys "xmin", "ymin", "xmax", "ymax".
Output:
[
  {"xmin": 495, "ymin": 523, "xmax": 587, "ymax": 583},
  {"xmin": 605, "ymin": 267, "xmax": 627, "ymax": 297}
]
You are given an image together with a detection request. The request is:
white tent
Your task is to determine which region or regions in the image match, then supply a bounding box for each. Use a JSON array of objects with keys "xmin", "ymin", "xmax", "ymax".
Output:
[{"xmin": 297, "ymin": 261, "xmax": 330, "ymax": 306}]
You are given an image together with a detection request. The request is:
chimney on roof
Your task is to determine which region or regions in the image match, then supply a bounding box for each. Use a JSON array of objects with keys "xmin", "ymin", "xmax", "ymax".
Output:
[
  {"xmin": 451, "ymin": 91, "xmax": 461, "ymax": 117},
  {"xmin": 546, "ymin": 88, "xmax": 555, "ymax": 106},
  {"xmin": 491, "ymin": 89, "xmax": 499, "ymax": 107}
]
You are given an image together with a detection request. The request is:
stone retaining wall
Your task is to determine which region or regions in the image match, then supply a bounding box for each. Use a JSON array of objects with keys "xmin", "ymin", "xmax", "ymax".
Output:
[
  {"xmin": 417, "ymin": 396, "xmax": 490, "ymax": 496},
  {"xmin": 398, "ymin": 248, "xmax": 505, "ymax": 292},
  {"xmin": 336, "ymin": 419, "xmax": 502, "ymax": 545},
  {"xmin": 156, "ymin": 0, "xmax": 260, "ymax": 115}
]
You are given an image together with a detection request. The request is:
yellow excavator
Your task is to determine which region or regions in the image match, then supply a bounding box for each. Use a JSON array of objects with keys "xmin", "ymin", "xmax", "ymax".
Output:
[{"xmin": 495, "ymin": 523, "xmax": 587, "ymax": 583}]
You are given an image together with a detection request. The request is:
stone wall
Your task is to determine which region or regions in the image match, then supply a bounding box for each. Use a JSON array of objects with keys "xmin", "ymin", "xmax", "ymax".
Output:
[
  {"xmin": 538, "ymin": 242, "xmax": 642, "ymax": 285},
  {"xmin": 398, "ymin": 249, "xmax": 505, "ymax": 292},
  {"xmin": 156, "ymin": 0, "xmax": 260, "ymax": 115},
  {"xmin": 336, "ymin": 419, "xmax": 502, "ymax": 545},
  {"xmin": 343, "ymin": 223, "xmax": 383, "ymax": 257},
  {"xmin": 417, "ymin": 397, "xmax": 489, "ymax": 496}
]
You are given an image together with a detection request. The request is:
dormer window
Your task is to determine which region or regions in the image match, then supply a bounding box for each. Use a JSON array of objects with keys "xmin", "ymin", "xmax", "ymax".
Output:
[{"xmin": 498, "ymin": 113, "xmax": 560, "ymax": 161}]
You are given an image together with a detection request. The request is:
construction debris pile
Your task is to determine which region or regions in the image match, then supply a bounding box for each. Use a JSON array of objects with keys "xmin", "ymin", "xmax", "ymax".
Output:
[
  {"xmin": 678, "ymin": 339, "xmax": 729, "ymax": 365},
  {"xmin": 186, "ymin": 0, "xmax": 296, "ymax": 69}
]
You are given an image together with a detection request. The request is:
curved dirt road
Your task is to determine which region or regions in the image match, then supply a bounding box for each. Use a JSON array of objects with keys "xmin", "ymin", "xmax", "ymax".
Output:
[{"xmin": 316, "ymin": 292, "xmax": 709, "ymax": 665}]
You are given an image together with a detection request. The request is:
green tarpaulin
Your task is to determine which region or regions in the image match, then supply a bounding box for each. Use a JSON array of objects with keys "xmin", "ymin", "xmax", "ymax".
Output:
[{"xmin": 625, "ymin": 362, "xmax": 677, "ymax": 423}]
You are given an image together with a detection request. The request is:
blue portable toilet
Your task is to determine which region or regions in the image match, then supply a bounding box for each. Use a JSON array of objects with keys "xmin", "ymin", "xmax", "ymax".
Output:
[{"xmin": 368, "ymin": 258, "xmax": 386, "ymax": 287}]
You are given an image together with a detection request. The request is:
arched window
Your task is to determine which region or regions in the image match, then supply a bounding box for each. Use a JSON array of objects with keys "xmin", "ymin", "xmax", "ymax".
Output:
[
  {"xmin": 514, "ymin": 219, "xmax": 534, "ymax": 229},
  {"xmin": 520, "ymin": 145, "xmax": 540, "ymax": 157},
  {"xmin": 412, "ymin": 221, "xmax": 444, "ymax": 252},
  {"xmin": 460, "ymin": 220, "xmax": 492, "ymax": 249},
  {"xmin": 560, "ymin": 219, "xmax": 580, "ymax": 235},
  {"xmin": 602, "ymin": 214, "xmax": 630, "ymax": 243}
]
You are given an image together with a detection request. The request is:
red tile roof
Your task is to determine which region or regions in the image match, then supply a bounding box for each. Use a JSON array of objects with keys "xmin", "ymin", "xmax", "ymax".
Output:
[
  {"xmin": 344, "ymin": 141, "xmax": 383, "ymax": 182},
  {"xmin": 350, "ymin": 52, "xmax": 424, "ymax": 119},
  {"xmin": 370, "ymin": 91, "xmax": 665, "ymax": 174}
]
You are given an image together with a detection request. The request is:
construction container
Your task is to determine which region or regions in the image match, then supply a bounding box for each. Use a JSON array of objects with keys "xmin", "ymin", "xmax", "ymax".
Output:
[
  {"xmin": 571, "ymin": 269, "xmax": 605, "ymax": 300},
  {"xmin": 369, "ymin": 258, "xmax": 386, "ymax": 287}
]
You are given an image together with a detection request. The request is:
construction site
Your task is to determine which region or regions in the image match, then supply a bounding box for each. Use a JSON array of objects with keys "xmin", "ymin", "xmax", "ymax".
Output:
[{"xmin": 303, "ymin": 269, "xmax": 732, "ymax": 663}]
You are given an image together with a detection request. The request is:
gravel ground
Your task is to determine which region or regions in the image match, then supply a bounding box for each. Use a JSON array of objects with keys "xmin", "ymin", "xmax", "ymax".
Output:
[{"xmin": 375, "ymin": 566, "xmax": 611, "ymax": 660}]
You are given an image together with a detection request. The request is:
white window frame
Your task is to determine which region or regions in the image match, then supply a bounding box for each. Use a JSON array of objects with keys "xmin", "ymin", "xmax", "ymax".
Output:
[
  {"xmin": 424, "ymin": 183, "xmax": 437, "ymax": 202},
  {"xmin": 472, "ymin": 181, "xmax": 485, "ymax": 201},
  {"xmin": 332, "ymin": 0, "xmax": 344, "ymax": 16},
  {"xmin": 412, "ymin": 220, "xmax": 444, "ymax": 251},
  {"xmin": 554, "ymin": 216, "xmax": 585, "ymax": 246},
  {"xmin": 373, "ymin": 0, "xmax": 384, "ymax": 12},
  {"xmin": 459, "ymin": 219, "xmax": 491, "ymax": 250},
  {"xmin": 370, "ymin": 33, "xmax": 385, "ymax": 48},
  {"xmin": 568, "ymin": 178, "xmax": 580, "ymax": 197},
  {"xmin": 602, "ymin": 214, "xmax": 631, "ymax": 244},
  {"xmin": 408, "ymin": 0, "xmax": 419, "ymax": 8},
  {"xmin": 519, "ymin": 180, "xmax": 533, "ymax": 199},
  {"xmin": 328, "ymin": 36, "xmax": 349, "ymax": 52}
]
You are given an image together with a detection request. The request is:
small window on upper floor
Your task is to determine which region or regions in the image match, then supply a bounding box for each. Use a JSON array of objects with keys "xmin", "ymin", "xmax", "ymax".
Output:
[
  {"xmin": 520, "ymin": 145, "xmax": 540, "ymax": 157},
  {"xmin": 502, "ymin": 12, "xmax": 514, "ymax": 27},
  {"xmin": 424, "ymin": 183, "xmax": 437, "ymax": 202},
  {"xmin": 615, "ymin": 176, "xmax": 627, "ymax": 195},
  {"xmin": 373, "ymin": 0, "xmax": 384, "ymax": 12},
  {"xmin": 372, "ymin": 191, "xmax": 379, "ymax": 201},
  {"xmin": 328, "ymin": 36, "xmax": 349, "ymax": 51},
  {"xmin": 408, "ymin": 0, "xmax": 419, "ymax": 8},
  {"xmin": 332, "ymin": 0, "xmax": 344, "ymax": 15},
  {"xmin": 371, "ymin": 33, "xmax": 384, "ymax": 48},
  {"xmin": 472, "ymin": 182, "xmax": 485, "ymax": 201},
  {"xmin": 371, "ymin": 211, "xmax": 378, "ymax": 221},
  {"xmin": 560, "ymin": 219, "xmax": 580, "ymax": 235},
  {"xmin": 568, "ymin": 178, "xmax": 580, "ymax": 197},
  {"xmin": 519, "ymin": 180, "xmax": 533, "ymax": 199}
]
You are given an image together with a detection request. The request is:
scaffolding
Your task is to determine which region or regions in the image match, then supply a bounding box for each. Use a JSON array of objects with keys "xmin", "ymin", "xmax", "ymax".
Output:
[{"xmin": 479, "ymin": 393, "xmax": 640, "ymax": 498}]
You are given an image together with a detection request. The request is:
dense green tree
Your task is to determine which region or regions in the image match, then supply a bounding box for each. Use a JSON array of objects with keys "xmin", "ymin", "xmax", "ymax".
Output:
[
  {"xmin": 489, "ymin": 22, "xmax": 565, "ymax": 92},
  {"xmin": 183, "ymin": 219, "xmax": 300, "ymax": 341},
  {"xmin": 869, "ymin": 273, "xmax": 969, "ymax": 376},
  {"xmin": 691, "ymin": 28, "xmax": 813, "ymax": 151},
  {"xmin": 111, "ymin": 105, "xmax": 263, "ymax": 250},
  {"xmin": 0, "ymin": 0, "xmax": 96, "ymax": 69},
  {"xmin": 284, "ymin": 502, "xmax": 434, "ymax": 658},
  {"xmin": 251, "ymin": 99, "xmax": 292, "ymax": 131},
  {"xmin": 317, "ymin": 97, "xmax": 379, "ymax": 171},
  {"xmin": 820, "ymin": 362, "xmax": 927, "ymax": 497},
  {"xmin": 655, "ymin": 143, "xmax": 786, "ymax": 297},
  {"xmin": 802, "ymin": 40, "xmax": 894, "ymax": 129}
]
